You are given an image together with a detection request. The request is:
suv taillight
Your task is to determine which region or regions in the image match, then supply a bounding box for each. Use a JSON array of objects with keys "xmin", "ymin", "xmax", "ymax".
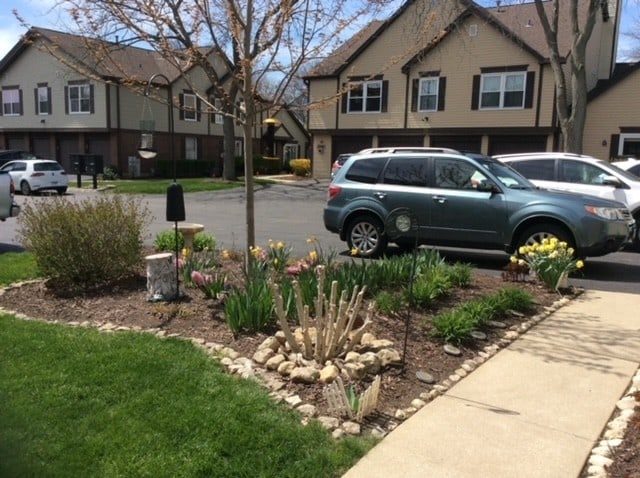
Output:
[
  {"xmin": 9, "ymin": 178, "xmax": 15, "ymax": 195},
  {"xmin": 328, "ymin": 184, "xmax": 342, "ymax": 201}
]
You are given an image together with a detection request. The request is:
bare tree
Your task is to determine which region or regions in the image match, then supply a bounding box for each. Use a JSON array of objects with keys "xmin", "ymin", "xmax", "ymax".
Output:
[
  {"xmin": 21, "ymin": 0, "xmax": 394, "ymax": 263},
  {"xmin": 531, "ymin": 0, "xmax": 601, "ymax": 153}
]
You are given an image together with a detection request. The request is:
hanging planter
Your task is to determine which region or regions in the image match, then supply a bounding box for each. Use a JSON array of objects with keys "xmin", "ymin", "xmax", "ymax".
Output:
[{"xmin": 138, "ymin": 96, "xmax": 158, "ymax": 159}]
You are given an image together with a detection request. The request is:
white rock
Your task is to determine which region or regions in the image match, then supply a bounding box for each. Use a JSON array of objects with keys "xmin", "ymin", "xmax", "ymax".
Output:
[
  {"xmin": 258, "ymin": 336, "xmax": 281, "ymax": 351},
  {"xmin": 588, "ymin": 455, "xmax": 613, "ymax": 467},
  {"xmin": 332, "ymin": 428, "xmax": 345, "ymax": 439},
  {"xmin": 252, "ymin": 348, "xmax": 275, "ymax": 365},
  {"xmin": 319, "ymin": 365, "xmax": 339, "ymax": 383},
  {"xmin": 345, "ymin": 351, "xmax": 361, "ymax": 363},
  {"xmin": 342, "ymin": 421, "xmax": 361, "ymax": 435},
  {"xmin": 265, "ymin": 354, "xmax": 287, "ymax": 371},
  {"xmin": 616, "ymin": 396, "xmax": 638, "ymax": 410},
  {"xmin": 369, "ymin": 339, "xmax": 394, "ymax": 351},
  {"xmin": 343, "ymin": 362, "xmax": 367, "ymax": 380},
  {"xmin": 360, "ymin": 332, "xmax": 376, "ymax": 346},
  {"xmin": 377, "ymin": 348, "xmax": 402, "ymax": 367},
  {"xmin": 285, "ymin": 395, "xmax": 303, "ymax": 407},
  {"xmin": 317, "ymin": 416, "xmax": 340, "ymax": 430},
  {"xmin": 277, "ymin": 361, "xmax": 296, "ymax": 376},
  {"xmin": 411, "ymin": 398, "xmax": 427, "ymax": 409},
  {"xmin": 297, "ymin": 404, "xmax": 318, "ymax": 417}
]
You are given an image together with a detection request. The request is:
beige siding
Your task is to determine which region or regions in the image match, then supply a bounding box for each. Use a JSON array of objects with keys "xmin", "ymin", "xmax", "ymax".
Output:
[
  {"xmin": 0, "ymin": 45, "xmax": 108, "ymax": 129},
  {"xmin": 308, "ymin": 79, "xmax": 339, "ymax": 130},
  {"xmin": 584, "ymin": 69, "xmax": 640, "ymax": 160}
]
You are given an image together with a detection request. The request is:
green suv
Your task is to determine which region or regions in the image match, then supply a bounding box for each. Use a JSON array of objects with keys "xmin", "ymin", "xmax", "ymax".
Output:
[{"xmin": 323, "ymin": 151, "xmax": 635, "ymax": 258}]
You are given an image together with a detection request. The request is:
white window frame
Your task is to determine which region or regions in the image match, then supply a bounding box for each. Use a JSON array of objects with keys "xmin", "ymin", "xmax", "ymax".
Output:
[
  {"xmin": 68, "ymin": 83, "xmax": 91, "ymax": 114},
  {"xmin": 185, "ymin": 137, "xmax": 198, "ymax": 160},
  {"xmin": 480, "ymin": 72, "xmax": 526, "ymax": 110},
  {"xmin": 183, "ymin": 93, "xmax": 197, "ymax": 121},
  {"xmin": 347, "ymin": 80, "xmax": 382, "ymax": 113},
  {"xmin": 618, "ymin": 133, "xmax": 640, "ymax": 157},
  {"xmin": 37, "ymin": 86, "xmax": 50, "ymax": 115},
  {"xmin": 2, "ymin": 88, "xmax": 21, "ymax": 116},
  {"xmin": 418, "ymin": 77, "xmax": 439, "ymax": 112}
]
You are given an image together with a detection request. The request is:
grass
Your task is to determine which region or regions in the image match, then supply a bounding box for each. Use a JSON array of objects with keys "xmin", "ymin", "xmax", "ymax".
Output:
[
  {"xmin": 0, "ymin": 314, "xmax": 375, "ymax": 477},
  {"xmin": 0, "ymin": 252, "xmax": 40, "ymax": 285},
  {"xmin": 0, "ymin": 254, "xmax": 375, "ymax": 477},
  {"xmin": 73, "ymin": 177, "xmax": 276, "ymax": 194}
]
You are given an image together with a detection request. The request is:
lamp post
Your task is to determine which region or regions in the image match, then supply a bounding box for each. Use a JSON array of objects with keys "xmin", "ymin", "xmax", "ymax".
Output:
[{"xmin": 138, "ymin": 74, "xmax": 185, "ymax": 300}]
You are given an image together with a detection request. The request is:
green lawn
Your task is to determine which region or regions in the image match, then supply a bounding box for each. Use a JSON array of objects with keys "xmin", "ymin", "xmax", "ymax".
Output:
[
  {"xmin": 0, "ymin": 252, "xmax": 40, "ymax": 285},
  {"xmin": 0, "ymin": 314, "xmax": 375, "ymax": 477}
]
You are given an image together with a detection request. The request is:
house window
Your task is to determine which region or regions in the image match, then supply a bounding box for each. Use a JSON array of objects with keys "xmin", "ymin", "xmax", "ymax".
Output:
[
  {"xmin": 348, "ymin": 80, "xmax": 382, "ymax": 113},
  {"xmin": 418, "ymin": 77, "xmax": 439, "ymax": 112},
  {"xmin": 36, "ymin": 85, "xmax": 50, "ymax": 115},
  {"xmin": 68, "ymin": 83, "xmax": 92, "ymax": 114},
  {"xmin": 619, "ymin": 133, "xmax": 640, "ymax": 157},
  {"xmin": 183, "ymin": 93, "xmax": 197, "ymax": 121},
  {"xmin": 480, "ymin": 72, "xmax": 526, "ymax": 109},
  {"xmin": 185, "ymin": 137, "xmax": 198, "ymax": 160},
  {"xmin": 2, "ymin": 87, "xmax": 22, "ymax": 116}
]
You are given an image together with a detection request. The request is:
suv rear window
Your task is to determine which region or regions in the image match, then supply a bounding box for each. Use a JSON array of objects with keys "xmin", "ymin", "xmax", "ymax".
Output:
[
  {"xmin": 383, "ymin": 157, "xmax": 428, "ymax": 186},
  {"xmin": 510, "ymin": 159, "xmax": 555, "ymax": 180},
  {"xmin": 345, "ymin": 156, "xmax": 387, "ymax": 184}
]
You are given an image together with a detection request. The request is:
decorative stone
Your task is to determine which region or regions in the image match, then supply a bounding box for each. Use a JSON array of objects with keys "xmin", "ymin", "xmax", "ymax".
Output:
[
  {"xmin": 145, "ymin": 252, "xmax": 177, "ymax": 301},
  {"xmin": 319, "ymin": 365, "xmax": 339, "ymax": 383},
  {"xmin": 258, "ymin": 336, "xmax": 281, "ymax": 352},
  {"xmin": 377, "ymin": 348, "xmax": 402, "ymax": 366},
  {"xmin": 415, "ymin": 370, "xmax": 436, "ymax": 384},
  {"xmin": 284, "ymin": 394, "xmax": 303, "ymax": 407},
  {"xmin": 277, "ymin": 361, "xmax": 296, "ymax": 376},
  {"xmin": 360, "ymin": 332, "xmax": 376, "ymax": 346},
  {"xmin": 487, "ymin": 320, "xmax": 507, "ymax": 329},
  {"xmin": 317, "ymin": 416, "xmax": 340, "ymax": 430},
  {"xmin": 252, "ymin": 348, "xmax": 275, "ymax": 365},
  {"xmin": 443, "ymin": 344, "xmax": 461, "ymax": 356},
  {"xmin": 345, "ymin": 351, "xmax": 361, "ymax": 363},
  {"xmin": 454, "ymin": 368, "xmax": 467, "ymax": 378},
  {"xmin": 343, "ymin": 362, "xmax": 367, "ymax": 380},
  {"xmin": 369, "ymin": 339, "xmax": 395, "ymax": 351},
  {"xmin": 470, "ymin": 330, "xmax": 487, "ymax": 340},
  {"xmin": 411, "ymin": 398, "xmax": 427, "ymax": 409},
  {"xmin": 359, "ymin": 352, "xmax": 382, "ymax": 374},
  {"xmin": 342, "ymin": 421, "xmax": 361, "ymax": 435},
  {"xmin": 296, "ymin": 404, "xmax": 318, "ymax": 417},
  {"xmin": 265, "ymin": 354, "xmax": 287, "ymax": 371},
  {"xmin": 332, "ymin": 428, "xmax": 345, "ymax": 439},
  {"xmin": 290, "ymin": 366, "xmax": 320, "ymax": 384}
]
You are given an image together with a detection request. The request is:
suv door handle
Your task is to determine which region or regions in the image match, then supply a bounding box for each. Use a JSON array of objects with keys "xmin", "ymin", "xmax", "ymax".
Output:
[
  {"xmin": 432, "ymin": 195, "xmax": 447, "ymax": 204},
  {"xmin": 374, "ymin": 192, "xmax": 387, "ymax": 199}
]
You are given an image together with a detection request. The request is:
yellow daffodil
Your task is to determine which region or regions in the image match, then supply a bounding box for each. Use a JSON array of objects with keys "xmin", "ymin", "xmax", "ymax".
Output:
[
  {"xmin": 182, "ymin": 248, "xmax": 190, "ymax": 259},
  {"xmin": 510, "ymin": 255, "xmax": 518, "ymax": 263},
  {"xmin": 309, "ymin": 250, "xmax": 318, "ymax": 262},
  {"xmin": 351, "ymin": 247, "xmax": 359, "ymax": 256},
  {"xmin": 576, "ymin": 260, "xmax": 585, "ymax": 269},
  {"xmin": 518, "ymin": 259, "xmax": 526, "ymax": 266},
  {"xmin": 222, "ymin": 249, "xmax": 230, "ymax": 260},
  {"xmin": 277, "ymin": 241, "xmax": 284, "ymax": 249}
]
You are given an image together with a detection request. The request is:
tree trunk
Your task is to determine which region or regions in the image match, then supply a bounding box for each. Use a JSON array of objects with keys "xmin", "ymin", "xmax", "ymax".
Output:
[{"xmin": 222, "ymin": 116, "xmax": 236, "ymax": 181}]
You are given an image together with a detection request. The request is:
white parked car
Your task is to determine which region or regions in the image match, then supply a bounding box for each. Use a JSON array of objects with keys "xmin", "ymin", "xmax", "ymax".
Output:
[
  {"xmin": 0, "ymin": 159, "xmax": 69, "ymax": 195},
  {"xmin": 495, "ymin": 152, "xmax": 640, "ymax": 242},
  {"xmin": 612, "ymin": 158, "xmax": 640, "ymax": 178}
]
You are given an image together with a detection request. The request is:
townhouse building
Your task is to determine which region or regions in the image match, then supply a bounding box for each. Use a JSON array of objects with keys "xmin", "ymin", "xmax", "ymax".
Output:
[{"xmin": 0, "ymin": 27, "xmax": 308, "ymax": 176}]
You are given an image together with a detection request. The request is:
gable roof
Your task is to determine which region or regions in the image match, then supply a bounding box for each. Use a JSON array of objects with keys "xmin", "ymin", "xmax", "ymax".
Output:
[
  {"xmin": 588, "ymin": 61, "xmax": 640, "ymax": 101},
  {"xmin": 0, "ymin": 27, "xmax": 182, "ymax": 85},
  {"xmin": 307, "ymin": 0, "xmax": 596, "ymax": 79}
]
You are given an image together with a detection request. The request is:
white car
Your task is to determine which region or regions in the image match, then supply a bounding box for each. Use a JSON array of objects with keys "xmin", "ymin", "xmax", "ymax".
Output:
[
  {"xmin": 495, "ymin": 152, "xmax": 640, "ymax": 241},
  {"xmin": 612, "ymin": 158, "xmax": 640, "ymax": 178},
  {"xmin": 0, "ymin": 159, "xmax": 69, "ymax": 195}
]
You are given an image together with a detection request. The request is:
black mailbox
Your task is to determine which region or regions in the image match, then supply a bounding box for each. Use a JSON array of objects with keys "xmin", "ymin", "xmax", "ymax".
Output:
[
  {"xmin": 69, "ymin": 153, "xmax": 103, "ymax": 189},
  {"xmin": 84, "ymin": 155, "xmax": 103, "ymax": 175},
  {"xmin": 70, "ymin": 154, "xmax": 85, "ymax": 174}
]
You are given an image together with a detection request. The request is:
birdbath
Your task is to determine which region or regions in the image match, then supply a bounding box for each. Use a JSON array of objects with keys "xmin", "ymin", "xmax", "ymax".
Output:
[{"xmin": 177, "ymin": 222, "xmax": 204, "ymax": 251}]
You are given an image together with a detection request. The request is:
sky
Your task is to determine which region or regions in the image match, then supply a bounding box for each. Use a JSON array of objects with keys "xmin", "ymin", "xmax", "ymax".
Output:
[{"xmin": 0, "ymin": 0, "xmax": 638, "ymax": 62}]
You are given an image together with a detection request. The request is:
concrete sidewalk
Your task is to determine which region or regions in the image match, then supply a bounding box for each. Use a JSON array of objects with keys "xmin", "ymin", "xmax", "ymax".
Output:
[{"xmin": 343, "ymin": 290, "xmax": 640, "ymax": 478}]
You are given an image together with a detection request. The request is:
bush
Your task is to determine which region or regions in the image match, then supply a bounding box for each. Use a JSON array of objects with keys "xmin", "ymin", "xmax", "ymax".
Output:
[
  {"xmin": 154, "ymin": 230, "xmax": 184, "ymax": 252},
  {"xmin": 289, "ymin": 159, "xmax": 311, "ymax": 177},
  {"xmin": 17, "ymin": 196, "xmax": 151, "ymax": 290},
  {"xmin": 102, "ymin": 166, "xmax": 119, "ymax": 180}
]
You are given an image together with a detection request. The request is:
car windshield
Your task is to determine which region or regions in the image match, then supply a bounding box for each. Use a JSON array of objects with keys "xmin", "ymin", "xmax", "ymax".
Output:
[{"xmin": 476, "ymin": 157, "xmax": 536, "ymax": 189}]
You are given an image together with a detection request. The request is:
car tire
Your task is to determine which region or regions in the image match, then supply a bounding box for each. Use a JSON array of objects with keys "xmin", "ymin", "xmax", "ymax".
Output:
[
  {"xmin": 346, "ymin": 216, "xmax": 387, "ymax": 258},
  {"xmin": 20, "ymin": 181, "xmax": 31, "ymax": 196},
  {"xmin": 57, "ymin": 187, "xmax": 67, "ymax": 195},
  {"xmin": 518, "ymin": 224, "xmax": 575, "ymax": 251}
]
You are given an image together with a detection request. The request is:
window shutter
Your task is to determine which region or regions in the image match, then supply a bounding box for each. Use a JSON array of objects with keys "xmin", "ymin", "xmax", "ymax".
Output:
[
  {"xmin": 196, "ymin": 97, "xmax": 201, "ymax": 122},
  {"xmin": 411, "ymin": 79, "xmax": 419, "ymax": 112},
  {"xmin": 524, "ymin": 71, "xmax": 535, "ymax": 109},
  {"xmin": 18, "ymin": 89, "xmax": 23, "ymax": 115},
  {"xmin": 438, "ymin": 77, "xmax": 446, "ymax": 111},
  {"xmin": 381, "ymin": 80, "xmax": 388, "ymax": 112},
  {"xmin": 179, "ymin": 93, "xmax": 185, "ymax": 120},
  {"xmin": 471, "ymin": 75, "xmax": 480, "ymax": 110},
  {"xmin": 609, "ymin": 134, "xmax": 619, "ymax": 159},
  {"xmin": 89, "ymin": 85, "xmax": 95, "ymax": 113},
  {"xmin": 64, "ymin": 86, "xmax": 69, "ymax": 114},
  {"xmin": 48, "ymin": 87, "xmax": 52, "ymax": 114},
  {"xmin": 34, "ymin": 88, "xmax": 38, "ymax": 114},
  {"xmin": 341, "ymin": 84, "xmax": 348, "ymax": 113}
]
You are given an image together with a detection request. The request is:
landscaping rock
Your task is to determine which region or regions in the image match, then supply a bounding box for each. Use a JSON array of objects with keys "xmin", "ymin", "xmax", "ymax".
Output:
[{"xmin": 290, "ymin": 366, "xmax": 320, "ymax": 384}]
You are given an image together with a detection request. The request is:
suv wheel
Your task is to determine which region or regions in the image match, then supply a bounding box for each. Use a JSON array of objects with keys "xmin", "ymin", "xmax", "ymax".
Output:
[
  {"xmin": 518, "ymin": 224, "xmax": 574, "ymax": 251},
  {"xmin": 346, "ymin": 216, "xmax": 387, "ymax": 258}
]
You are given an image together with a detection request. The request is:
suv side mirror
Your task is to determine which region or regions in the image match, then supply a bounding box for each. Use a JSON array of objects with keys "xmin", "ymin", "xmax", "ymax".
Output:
[
  {"xmin": 476, "ymin": 180, "xmax": 500, "ymax": 193},
  {"xmin": 601, "ymin": 175, "xmax": 622, "ymax": 187}
]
